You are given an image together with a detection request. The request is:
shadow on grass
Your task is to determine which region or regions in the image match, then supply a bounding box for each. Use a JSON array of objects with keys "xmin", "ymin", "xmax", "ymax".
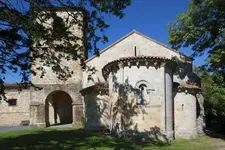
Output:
[
  {"xmin": 0, "ymin": 128, "xmax": 170, "ymax": 150},
  {"xmin": 205, "ymin": 129, "xmax": 225, "ymax": 141}
]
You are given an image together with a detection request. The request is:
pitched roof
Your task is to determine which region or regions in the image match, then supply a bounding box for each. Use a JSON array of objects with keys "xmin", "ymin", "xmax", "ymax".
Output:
[
  {"xmin": 80, "ymin": 82, "xmax": 108, "ymax": 95},
  {"xmin": 178, "ymin": 84, "xmax": 201, "ymax": 90},
  {"xmin": 85, "ymin": 30, "xmax": 193, "ymax": 63}
]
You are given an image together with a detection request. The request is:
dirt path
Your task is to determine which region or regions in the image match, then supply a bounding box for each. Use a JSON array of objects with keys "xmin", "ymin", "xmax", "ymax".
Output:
[{"xmin": 209, "ymin": 137, "xmax": 225, "ymax": 150}]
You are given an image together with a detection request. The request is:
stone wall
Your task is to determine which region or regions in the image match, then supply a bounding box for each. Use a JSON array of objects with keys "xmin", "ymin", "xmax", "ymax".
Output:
[
  {"xmin": 0, "ymin": 88, "xmax": 30, "ymax": 126},
  {"xmin": 106, "ymin": 61, "xmax": 165, "ymax": 132},
  {"xmin": 83, "ymin": 31, "xmax": 192, "ymax": 88},
  {"xmin": 84, "ymin": 92, "xmax": 109, "ymax": 130},
  {"xmin": 32, "ymin": 10, "xmax": 84, "ymax": 85},
  {"xmin": 174, "ymin": 90, "xmax": 197, "ymax": 139},
  {"xmin": 123, "ymin": 65, "xmax": 164, "ymax": 130}
]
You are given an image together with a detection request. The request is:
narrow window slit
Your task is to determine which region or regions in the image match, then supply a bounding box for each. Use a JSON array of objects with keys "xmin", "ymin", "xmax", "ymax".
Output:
[{"xmin": 134, "ymin": 46, "xmax": 137, "ymax": 57}]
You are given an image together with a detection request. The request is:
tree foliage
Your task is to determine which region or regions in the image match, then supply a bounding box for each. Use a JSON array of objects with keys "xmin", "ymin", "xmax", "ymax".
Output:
[
  {"xmin": 194, "ymin": 66, "xmax": 225, "ymax": 131},
  {"xmin": 0, "ymin": 0, "xmax": 131, "ymax": 99},
  {"xmin": 169, "ymin": 0, "xmax": 225, "ymax": 132},
  {"xmin": 168, "ymin": 0, "xmax": 225, "ymax": 73}
]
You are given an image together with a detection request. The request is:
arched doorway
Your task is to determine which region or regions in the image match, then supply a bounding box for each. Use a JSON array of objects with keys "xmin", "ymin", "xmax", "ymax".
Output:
[{"xmin": 45, "ymin": 91, "xmax": 73, "ymax": 127}]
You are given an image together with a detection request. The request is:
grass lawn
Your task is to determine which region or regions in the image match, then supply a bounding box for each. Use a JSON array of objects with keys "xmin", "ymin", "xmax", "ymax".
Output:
[{"xmin": 0, "ymin": 128, "xmax": 225, "ymax": 150}]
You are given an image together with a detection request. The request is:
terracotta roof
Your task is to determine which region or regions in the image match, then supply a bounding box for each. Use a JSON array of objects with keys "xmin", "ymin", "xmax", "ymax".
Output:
[
  {"xmin": 118, "ymin": 56, "xmax": 171, "ymax": 61},
  {"xmin": 3, "ymin": 83, "xmax": 30, "ymax": 89},
  {"xmin": 31, "ymin": 6, "xmax": 85, "ymax": 12},
  {"xmin": 102, "ymin": 56, "xmax": 176, "ymax": 79},
  {"xmin": 85, "ymin": 30, "xmax": 193, "ymax": 63},
  {"xmin": 178, "ymin": 84, "xmax": 201, "ymax": 90},
  {"xmin": 104, "ymin": 56, "xmax": 173, "ymax": 66},
  {"xmin": 80, "ymin": 82, "xmax": 108, "ymax": 95}
]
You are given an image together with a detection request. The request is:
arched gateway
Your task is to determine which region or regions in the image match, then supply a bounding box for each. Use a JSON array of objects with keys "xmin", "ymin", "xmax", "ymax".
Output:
[
  {"xmin": 45, "ymin": 91, "xmax": 73, "ymax": 127},
  {"xmin": 29, "ymin": 84, "xmax": 84, "ymax": 128}
]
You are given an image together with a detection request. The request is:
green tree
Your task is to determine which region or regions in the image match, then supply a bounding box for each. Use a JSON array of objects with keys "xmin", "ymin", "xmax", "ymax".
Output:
[
  {"xmin": 194, "ymin": 66, "xmax": 225, "ymax": 132},
  {"xmin": 170, "ymin": 0, "xmax": 225, "ymax": 132},
  {"xmin": 0, "ymin": 0, "xmax": 131, "ymax": 99},
  {"xmin": 168, "ymin": 0, "xmax": 225, "ymax": 73}
]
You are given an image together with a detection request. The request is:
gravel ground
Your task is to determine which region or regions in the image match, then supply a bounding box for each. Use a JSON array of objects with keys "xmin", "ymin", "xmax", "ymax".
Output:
[
  {"xmin": 0, "ymin": 126, "xmax": 31, "ymax": 133},
  {"xmin": 49, "ymin": 123, "xmax": 72, "ymax": 128},
  {"xmin": 0, "ymin": 123, "xmax": 72, "ymax": 133}
]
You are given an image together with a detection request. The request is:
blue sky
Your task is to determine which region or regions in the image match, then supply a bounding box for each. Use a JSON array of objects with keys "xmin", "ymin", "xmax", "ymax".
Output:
[
  {"xmin": 96, "ymin": 0, "xmax": 207, "ymax": 65},
  {"xmin": 4, "ymin": 0, "xmax": 207, "ymax": 83}
]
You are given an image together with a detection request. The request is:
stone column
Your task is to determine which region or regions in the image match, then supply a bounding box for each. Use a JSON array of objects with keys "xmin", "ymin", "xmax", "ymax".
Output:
[
  {"xmin": 161, "ymin": 63, "xmax": 166, "ymax": 133},
  {"xmin": 165, "ymin": 64, "xmax": 174, "ymax": 139},
  {"xmin": 30, "ymin": 102, "xmax": 46, "ymax": 128},
  {"xmin": 46, "ymin": 93, "xmax": 53, "ymax": 126},
  {"xmin": 118, "ymin": 62, "xmax": 124, "ymax": 84},
  {"xmin": 196, "ymin": 92, "xmax": 205, "ymax": 135},
  {"xmin": 72, "ymin": 103, "xmax": 84, "ymax": 127}
]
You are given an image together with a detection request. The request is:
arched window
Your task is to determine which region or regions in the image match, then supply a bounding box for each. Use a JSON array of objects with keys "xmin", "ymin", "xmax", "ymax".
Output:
[
  {"xmin": 135, "ymin": 80, "xmax": 154, "ymax": 106},
  {"xmin": 139, "ymin": 84, "xmax": 147, "ymax": 105}
]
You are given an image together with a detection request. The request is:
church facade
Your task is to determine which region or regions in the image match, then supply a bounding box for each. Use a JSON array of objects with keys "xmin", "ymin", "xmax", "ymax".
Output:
[
  {"xmin": 0, "ymin": 10, "xmax": 205, "ymax": 139},
  {"xmin": 81, "ymin": 30, "xmax": 205, "ymax": 139}
]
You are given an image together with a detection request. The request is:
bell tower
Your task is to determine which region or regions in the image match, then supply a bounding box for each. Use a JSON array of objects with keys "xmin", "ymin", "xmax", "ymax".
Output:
[{"xmin": 30, "ymin": 7, "xmax": 86, "ymax": 128}]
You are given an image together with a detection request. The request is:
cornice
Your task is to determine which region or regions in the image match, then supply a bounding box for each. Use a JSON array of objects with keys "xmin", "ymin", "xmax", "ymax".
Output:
[{"xmin": 102, "ymin": 56, "xmax": 176, "ymax": 79}]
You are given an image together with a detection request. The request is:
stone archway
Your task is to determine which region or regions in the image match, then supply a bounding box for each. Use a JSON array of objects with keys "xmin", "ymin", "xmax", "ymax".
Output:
[{"xmin": 45, "ymin": 90, "xmax": 73, "ymax": 127}]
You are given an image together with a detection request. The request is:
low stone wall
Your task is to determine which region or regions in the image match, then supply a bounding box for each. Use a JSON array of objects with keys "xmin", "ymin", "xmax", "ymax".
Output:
[
  {"xmin": 0, "ymin": 112, "xmax": 30, "ymax": 126},
  {"xmin": 0, "ymin": 88, "xmax": 30, "ymax": 126}
]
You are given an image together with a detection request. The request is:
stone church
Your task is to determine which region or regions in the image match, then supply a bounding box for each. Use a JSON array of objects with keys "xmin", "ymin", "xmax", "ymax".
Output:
[{"xmin": 0, "ymin": 9, "xmax": 205, "ymax": 139}]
